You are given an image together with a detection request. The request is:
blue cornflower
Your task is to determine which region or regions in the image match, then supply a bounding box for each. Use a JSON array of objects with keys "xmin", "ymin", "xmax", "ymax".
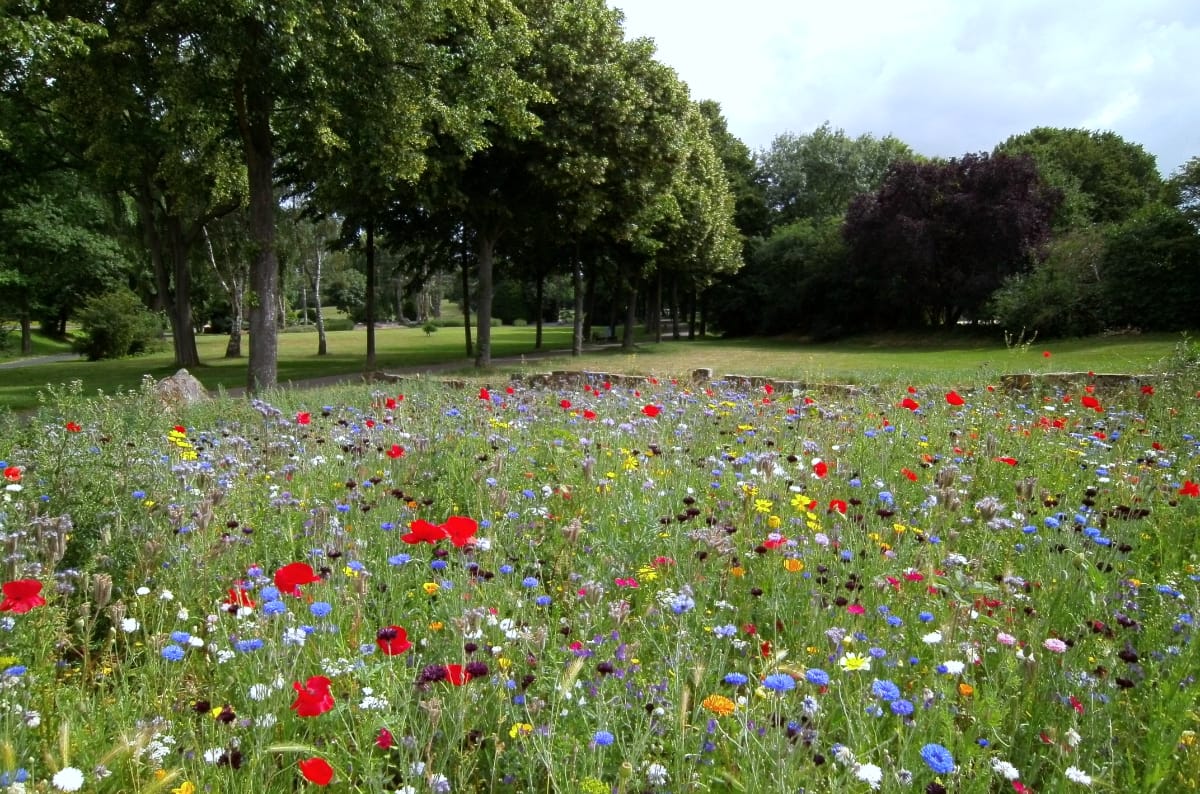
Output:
[
  {"xmin": 431, "ymin": 560, "xmax": 448, "ymax": 570},
  {"xmin": 132, "ymin": 490, "xmax": 146, "ymax": 500},
  {"xmin": 724, "ymin": 672, "xmax": 749, "ymax": 686},
  {"xmin": 499, "ymin": 564, "xmax": 514, "ymax": 575},
  {"xmin": 161, "ymin": 645, "xmax": 185, "ymax": 662},
  {"xmin": 310, "ymin": 602, "xmax": 334, "ymax": 618},
  {"xmin": 763, "ymin": 673, "xmax": 796, "ymax": 692},
  {"xmin": 593, "ymin": 730, "xmax": 615, "ymax": 746},
  {"xmin": 713, "ymin": 624, "xmax": 738, "ymax": 638},
  {"xmin": 380, "ymin": 522, "xmax": 396, "ymax": 531},
  {"xmin": 170, "ymin": 631, "xmax": 192, "ymax": 644},
  {"xmin": 918, "ymin": 611, "xmax": 935, "ymax": 622},
  {"xmin": 3, "ymin": 665, "xmax": 27, "ymax": 677},
  {"xmin": 235, "ymin": 639, "xmax": 264, "ymax": 653},
  {"xmin": 535, "ymin": 595, "xmax": 552, "ymax": 607},
  {"xmin": 805, "ymin": 668, "xmax": 831, "ymax": 686},
  {"xmin": 886, "ymin": 615, "xmax": 904, "ymax": 627},
  {"xmin": 521, "ymin": 576, "xmax": 540, "ymax": 588},
  {"xmin": 891, "ymin": 699, "xmax": 915, "ymax": 716},
  {"xmin": 388, "ymin": 553, "xmax": 412, "ymax": 566},
  {"xmin": 919, "ymin": 743, "xmax": 956, "ymax": 774},
  {"xmin": 262, "ymin": 600, "xmax": 287, "ymax": 616},
  {"xmin": 259, "ymin": 586, "xmax": 281, "ymax": 601},
  {"xmin": 870, "ymin": 679, "xmax": 901, "ymax": 702}
]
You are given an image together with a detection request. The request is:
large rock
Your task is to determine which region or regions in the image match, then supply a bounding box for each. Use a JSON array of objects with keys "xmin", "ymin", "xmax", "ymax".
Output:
[{"xmin": 155, "ymin": 368, "xmax": 210, "ymax": 407}]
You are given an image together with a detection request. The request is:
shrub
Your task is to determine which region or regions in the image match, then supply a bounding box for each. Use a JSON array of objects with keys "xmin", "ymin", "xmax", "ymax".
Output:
[{"xmin": 71, "ymin": 288, "xmax": 163, "ymax": 360}]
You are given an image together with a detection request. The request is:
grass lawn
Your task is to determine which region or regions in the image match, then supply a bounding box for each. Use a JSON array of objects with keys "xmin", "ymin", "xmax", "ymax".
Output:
[
  {"xmin": 0, "ymin": 327, "xmax": 1192, "ymax": 413},
  {"xmin": 0, "ymin": 331, "xmax": 75, "ymax": 362}
]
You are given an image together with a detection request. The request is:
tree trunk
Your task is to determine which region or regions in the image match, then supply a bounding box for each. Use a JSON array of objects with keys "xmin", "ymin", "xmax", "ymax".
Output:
[
  {"xmin": 474, "ymin": 231, "xmax": 496, "ymax": 367},
  {"xmin": 19, "ymin": 312, "xmax": 31, "ymax": 356},
  {"xmin": 313, "ymin": 247, "xmax": 327, "ymax": 356},
  {"xmin": 238, "ymin": 71, "xmax": 279, "ymax": 393},
  {"xmin": 166, "ymin": 217, "xmax": 200, "ymax": 368},
  {"xmin": 671, "ymin": 276, "xmax": 681, "ymax": 340},
  {"xmin": 653, "ymin": 269, "xmax": 663, "ymax": 344},
  {"xmin": 583, "ymin": 257, "xmax": 596, "ymax": 341},
  {"xmin": 365, "ymin": 219, "xmax": 377, "ymax": 371},
  {"xmin": 395, "ymin": 276, "xmax": 407, "ymax": 324},
  {"xmin": 572, "ymin": 251, "xmax": 584, "ymax": 356},
  {"xmin": 688, "ymin": 287, "xmax": 698, "ymax": 340},
  {"xmin": 534, "ymin": 271, "xmax": 544, "ymax": 350},
  {"xmin": 460, "ymin": 252, "xmax": 472, "ymax": 358},
  {"xmin": 621, "ymin": 280, "xmax": 637, "ymax": 352}
]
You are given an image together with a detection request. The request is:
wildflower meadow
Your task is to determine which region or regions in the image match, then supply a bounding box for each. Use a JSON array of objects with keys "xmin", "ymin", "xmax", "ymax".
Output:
[{"xmin": 2, "ymin": 364, "xmax": 1199, "ymax": 793}]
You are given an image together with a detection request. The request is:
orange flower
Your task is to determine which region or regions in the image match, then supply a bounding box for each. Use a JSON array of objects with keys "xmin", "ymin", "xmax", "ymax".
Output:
[
  {"xmin": 957, "ymin": 682, "xmax": 974, "ymax": 697},
  {"xmin": 701, "ymin": 694, "xmax": 736, "ymax": 717}
]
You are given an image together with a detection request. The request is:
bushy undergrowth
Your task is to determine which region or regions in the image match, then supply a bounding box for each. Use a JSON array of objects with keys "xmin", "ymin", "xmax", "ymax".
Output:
[
  {"xmin": 1, "ymin": 368, "xmax": 1199, "ymax": 792},
  {"xmin": 71, "ymin": 289, "xmax": 163, "ymax": 361}
]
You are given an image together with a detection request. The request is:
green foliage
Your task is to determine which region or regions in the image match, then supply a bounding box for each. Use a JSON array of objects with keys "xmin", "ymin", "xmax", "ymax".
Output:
[
  {"xmin": 491, "ymin": 278, "xmax": 529, "ymax": 325},
  {"xmin": 998, "ymin": 127, "xmax": 1163, "ymax": 226},
  {"xmin": 1166, "ymin": 156, "xmax": 1200, "ymax": 225},
  {"xmin": 708, "ymin": 218, "xmax": 848, "ymax": 337},
  {"xmin": 1100, "ymin": 204, "xmax": 1200, "ymax": 331},
  {"xmin": 991, "ymin": 227, "xmax": 1108, "ymax": 337},
  {"xmin": 71, "ymin": 288, "xmax": 163, "ymax": 361}
]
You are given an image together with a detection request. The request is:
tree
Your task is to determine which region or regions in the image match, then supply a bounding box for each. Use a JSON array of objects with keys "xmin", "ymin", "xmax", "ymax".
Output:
[
  {"xmin": 843, "ymin": 152, "xmax": 1061, "ymax": 331},
  {"xmin": 760, "ymin": 123, "xmax": 913, "ymax": 228},
  {"xmin": 997, "ymin": 127, "xmax": 1162, "ymax": 227},
  {"xmin": 1166, "ymin": 156, "xmax": 1200, "ymax": 225},
  {"xmin": 1099, "ymin": 204, "xmax": 1200, "ymax": 331}
]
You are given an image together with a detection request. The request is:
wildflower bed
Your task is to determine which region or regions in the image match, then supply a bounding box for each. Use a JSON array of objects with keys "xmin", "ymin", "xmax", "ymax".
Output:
[{"xmin": 1, "ymin": 372, "xmax": 1198, "ymax": 793}]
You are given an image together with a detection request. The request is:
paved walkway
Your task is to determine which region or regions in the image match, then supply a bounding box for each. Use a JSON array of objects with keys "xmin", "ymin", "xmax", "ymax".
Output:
[{"xmin": 0, "ymin": 352, "xmax": 81, "ymax": 370}]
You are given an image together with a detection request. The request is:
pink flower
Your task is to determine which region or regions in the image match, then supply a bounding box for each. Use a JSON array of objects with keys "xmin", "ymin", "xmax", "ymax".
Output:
[{"xmin": 1042, "ymin": 638, "xmax": 1068, "ymax": 654}]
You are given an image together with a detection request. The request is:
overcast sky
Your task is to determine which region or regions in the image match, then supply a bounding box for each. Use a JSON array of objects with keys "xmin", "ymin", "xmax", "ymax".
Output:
[{"xmin": 615, "ymin": 0, "xmax": 1199, "ymax": 174}]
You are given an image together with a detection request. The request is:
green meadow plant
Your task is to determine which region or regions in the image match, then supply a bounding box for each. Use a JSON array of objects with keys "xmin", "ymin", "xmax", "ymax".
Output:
[{"xmin": 1, "ymin": 366, "xmax": 1199, "ymax": 792}]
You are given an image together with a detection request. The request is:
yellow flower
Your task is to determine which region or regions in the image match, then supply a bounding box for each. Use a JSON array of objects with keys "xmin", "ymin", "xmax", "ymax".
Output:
[
  {"xmin": 783, "ymin": 558, "xmax": 804, "ymax": 573},
  {"xmin": 790, "ymin": 493, "xmax": 811, "ymax": 510},
  {"xmin": 422, "ymin": 582, "xmax": 440, "ymax": 595},
  {"xmin": 172, "ymin": 783, "xmax": 196, "ymax": 794},
  {"xmin": 838, "ymin": 653, "xmax": 871, "ymax": 672},
  {"xmin": 509, "ymin": 722, "xmax": 533, "ymax": 739},
  {"xmin": 753, "ymin": 498, "xmax": 773, "ymax": 514},
  {"xmin": 637, "ymin": 564, "xmax": 658, "ymax": 581},
  {"xmin": 429, "ymin": 621, "xmax": 444, "ymax": 631},
  {"xmin": 701, "ymin": 694, "xmax": 736, "ymax": 716},
  {"xmin": 767, "ymin": 514, "xmax": 782, "ymax": 530},
  {"xmin": 622, "ymin": 456, "xmax": 639, "ymax": 471},
  {"xmin": 730, "ymin": 566, "xmax": 745, "ymax": 578}
]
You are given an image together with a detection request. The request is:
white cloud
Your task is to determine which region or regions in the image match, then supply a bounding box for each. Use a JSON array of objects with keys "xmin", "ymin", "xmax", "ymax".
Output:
[{"xmin": 615, "ymin": 0, "xmax": 1200, "ymax": 172}]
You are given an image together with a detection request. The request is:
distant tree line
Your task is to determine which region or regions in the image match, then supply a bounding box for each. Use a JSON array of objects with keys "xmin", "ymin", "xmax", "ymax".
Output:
[{"xmin": 712, "ymin": 125, "xmax": 1200, "ymax": 339}]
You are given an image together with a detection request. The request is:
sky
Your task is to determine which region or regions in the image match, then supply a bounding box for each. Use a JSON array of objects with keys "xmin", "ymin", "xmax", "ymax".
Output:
[{"xmin": 615, "ymin": 0, "xmax": 1199, "ymax": 174}]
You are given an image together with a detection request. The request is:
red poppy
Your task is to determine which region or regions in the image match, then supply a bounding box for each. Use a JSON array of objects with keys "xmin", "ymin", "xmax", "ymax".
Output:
[
  {"xmin": 1180, "ymin": 481, "xmax": 1200, "ymax": 497},
  {"xmin": 376, "ymin": 727, "xmax": 395, "ymax": 749},
  {"xmin": 385, "ymin": 397, "xmax": 397, "ymax": 410},
  {"xmin": 478, "ymin": 387, "xmax": 491, "ymax": 401},
  {"xmin": 828, "ymin": 499, "xmax": 847, "ymax": 514},
  {"xmin": 803, "ymin": 396, "xmax": 816, "ymax": 405},
  {"xmin": 900, "ymin": 397, "xmax": 920, "ymax": 411},
  {"xmin": 764, "ymin": 384, "xmax": 775, "ymax": 395},
  {"xmin": 642, "ymin": 404, "xmax": 661, "ymax": 418},
  {"xmin": 443, "ymin": 515, "xmax": 479, "ymax": 547},
  {"xmin": 386, "ymin": 444, "xmax": 405, "ymax": 459},
  {"xmin": 226, "ymin": 588, "xmax": 255, "ymax": 609},
  {"xmin": 944, "ymin": 391, "xmax": 965, "ymax": 406},
  {"xmin": 907, "ymin": 386, "xmax": 917, "ymax": 394},
  {"xmin": 365, "ymin": 419, "xmax": 376, "ymax": 428},
  {"xmin": 1141, "ymin": 384, "xmax": 1154, "ymax": 395},
  {"xmin": 994, "ymin": 457, "xmax": 1019, "ymax": 466},
  {"xmin": 1080, "ymin": 396, "xmax": 1102, "ymax": 412},
  {"xmin": 376, "ymin": 625, "xmax": 412, "ymax": 655},
  {"xmin": 559, "ymin": 399, "xmax": 572, "ymax": 409},
  {"xmin": 603, "ymin": 381, "xmax": 612, "ymax": 390},
  {"xmin": 445, "ymin": 664, "xmax": 472, "ymax": 686},
  {"xmin": 901, "ymin": 467, "xmax": 918, "ymax": 482},
  {"xmin": 296, "ymin": 411, "xmax": 311, "ymax": 425},
  {"xmin": 274, "ymin": 562, "xmax": 321, "ymax": 597},
  {"xmin": 763, "ymin": 535, "xmax": 788, "ymax": 550},
  {"xmin": 401, "ymin": 519, "xmax": 448, "ymax": 545},
  {"xmin": 291, "ymin": 676, "xmax": 335, "ymax": 717},
  {"xmin": 812, "ymin": 460, "xmax": 828, "ymax": 478},
  {"xmin": 1043, "ymin": 350, "xmax": 1051, "ymax": 358},
  {"xmin": 65, "ymin": 421, "xmax": 82, "ymax": 433},
  {"xmin": 299, "ymin": 757, "xmax": 334, "ymax": 785},
  {"xmin": 3, "ymin": 466, "xmax": 20, "ymax": 483},
  {"xmin": 0, "ymin": 579, "xmax": 46, "ymax": 613},
  {"xmin": 582, "ymin": 409, "xmax": 597, "ymax": 421}
]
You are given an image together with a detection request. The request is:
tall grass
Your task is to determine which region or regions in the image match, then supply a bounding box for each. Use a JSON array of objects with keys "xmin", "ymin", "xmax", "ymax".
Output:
[{"xmin": 1, "ymin": 347, "xmax": 1198, "ymax": 791}]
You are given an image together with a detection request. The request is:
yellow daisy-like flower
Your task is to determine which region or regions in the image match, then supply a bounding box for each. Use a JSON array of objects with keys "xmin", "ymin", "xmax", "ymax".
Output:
[
  {"xmin": 701, "ymin": 694, "xmax": 736, "ymax": 717},
  {"xmin": 790, "ymin": 493, "xmax": 812, "ymax": 511},
  {"xmin": 172, "ymin": 782, "xmax": 196, "ymax": 794},
  {"xmin": 508, "ymin": 722, "xmax": 533, "ymax": 739},
  {"xmin": 753, "ymin": 498, "xmax": 773, "ymax": 514},
  {"xmin": 637, "ymin": 564, "xmax": 659, "ymax": 581},
  {"xmin": 767, "ymin": 514, "xmax": 782, "ymax": 530},
  {"xmin": 422, "ymin": 582, "xmax": 440, "ymax": 595}
]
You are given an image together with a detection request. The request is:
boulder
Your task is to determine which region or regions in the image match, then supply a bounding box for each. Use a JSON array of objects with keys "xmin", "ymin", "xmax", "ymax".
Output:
[{"xmin": 155, "ymin": 368, "xmax": 210, "ymax": 407}]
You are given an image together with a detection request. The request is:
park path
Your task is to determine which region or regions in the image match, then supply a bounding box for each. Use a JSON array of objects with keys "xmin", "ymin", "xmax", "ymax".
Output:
[{"xmin": 0, "ymin": 353, "xmax": 82, "ymax": 370}]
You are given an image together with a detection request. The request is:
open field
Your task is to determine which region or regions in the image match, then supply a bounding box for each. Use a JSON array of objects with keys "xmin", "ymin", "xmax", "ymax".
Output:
[
  {"xmin": 1, "ymin": 345, "xmax": 1198, "ymax": 791},
  {"xmin": 0, "ymin": 328, "xmax": 1192, "ymax": 413}
]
